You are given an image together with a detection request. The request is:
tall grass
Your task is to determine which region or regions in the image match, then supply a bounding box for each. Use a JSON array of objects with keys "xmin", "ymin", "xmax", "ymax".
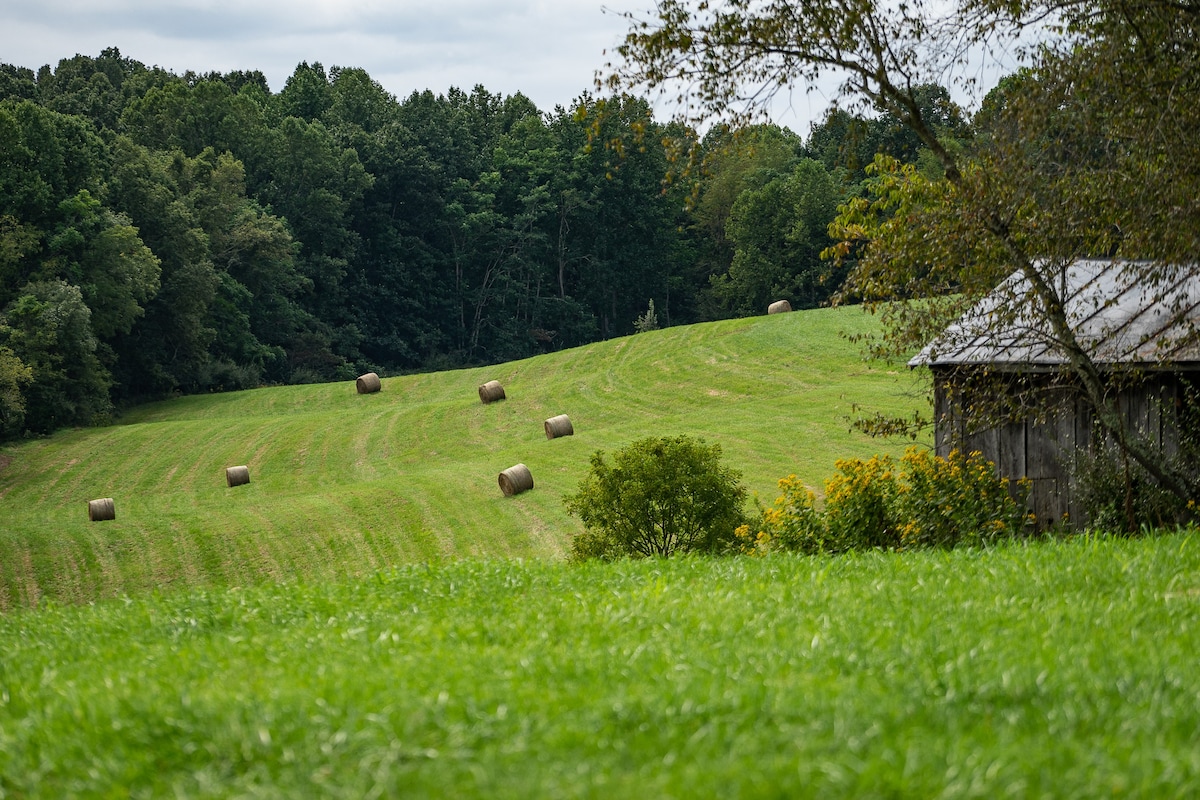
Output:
[
  {"xmin": 0, "ymin": 307, "xmax": 926, "ymax": 609},
  {"xmin": 1, "ymin": 532, "xmax": 1197, "ymax": 797}
]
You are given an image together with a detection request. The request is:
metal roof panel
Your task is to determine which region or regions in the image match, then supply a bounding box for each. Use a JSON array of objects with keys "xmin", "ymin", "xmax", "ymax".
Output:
[{"xmin": 911, "ymin": 259, "xmax": 1200, "ymax": 368}]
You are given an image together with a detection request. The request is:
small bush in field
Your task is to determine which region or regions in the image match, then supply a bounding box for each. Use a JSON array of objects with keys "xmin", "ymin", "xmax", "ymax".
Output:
[
  {"xmin": 633, "ymin": 299, "xmax": 660, "ymax": 332},
  {"xmin": 743, "ymin": 447, "xmax": 1029, "ymax": 555},
  {"xmin": 564, "ymin": 435, "xmax": 748, "ymax": 560}
]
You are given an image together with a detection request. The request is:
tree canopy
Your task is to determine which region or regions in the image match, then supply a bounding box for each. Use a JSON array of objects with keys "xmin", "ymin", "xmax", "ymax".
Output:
[
  {"xmin": 608, "ymin": 0, "xmax": 1200, "ymax": 507},
  {"xmin": 1, "ymin": 45, "xmax": 969, "ymax": 440}
]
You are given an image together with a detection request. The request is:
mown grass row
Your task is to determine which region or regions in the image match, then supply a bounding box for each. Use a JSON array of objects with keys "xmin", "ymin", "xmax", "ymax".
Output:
[
  {"xmin": 0, "ymin": 307, "xmax": 925, "ymax": 610},
  {"xmin": 1, "ymin": 532, "xmax": 1197, "ymax": 797}
]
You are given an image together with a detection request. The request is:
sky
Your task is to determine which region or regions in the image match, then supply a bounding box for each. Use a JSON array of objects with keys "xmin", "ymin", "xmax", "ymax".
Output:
[{"xmin": 0, "ymin": 0, "xmax": 841, "ymax": 134}]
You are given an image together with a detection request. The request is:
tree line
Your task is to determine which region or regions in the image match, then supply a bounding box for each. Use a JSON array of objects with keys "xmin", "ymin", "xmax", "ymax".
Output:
[{"xmin": 0, "ymin": 47, "xmax": 967, "ymax": 439}]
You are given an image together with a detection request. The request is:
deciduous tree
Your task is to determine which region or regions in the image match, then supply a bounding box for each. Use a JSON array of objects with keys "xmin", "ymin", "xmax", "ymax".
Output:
[
  {"xmin": 1, "ymin": 280, "xmax": 111, "ymax": 432},
  {"xmin": 717, "ymin": 157, "xmax": 844, "ymax": 313},
  {"xmin": 608, "ymin": 0, "xmax": 1200, "ymax": 507}
]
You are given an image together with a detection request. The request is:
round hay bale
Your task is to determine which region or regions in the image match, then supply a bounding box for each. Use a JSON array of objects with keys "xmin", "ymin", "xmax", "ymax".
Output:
[
  {"xmin": 479, "ymin": 380, "xmax": 506, "ymax": 404},
  {"xmin": 87, "ymin": 498, "xmax": 115, "ymax": 522},
  {"xmin": 544, "ymin": 414, "xmax": 574, "ymax": 440},
  {"xmin": 356, "ymin": 372, "xmax": 382, "ymax": 394},
  {"xmin": 768, "ymin": 299, "xmax": 792, "ymax": 315},
  {"xmin": 498, "ymin": 463, "xmax": 534, "ymax": 496},
  {"xmin": 226, "ymin": 465, "xmax": 251, "ymax": 488}
]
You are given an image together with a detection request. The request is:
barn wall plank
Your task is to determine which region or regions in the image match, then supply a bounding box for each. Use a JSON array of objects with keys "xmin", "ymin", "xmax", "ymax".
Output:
[{"xmin": 933, "ymin": 367, "xmax": 1199, "ymax": 531}]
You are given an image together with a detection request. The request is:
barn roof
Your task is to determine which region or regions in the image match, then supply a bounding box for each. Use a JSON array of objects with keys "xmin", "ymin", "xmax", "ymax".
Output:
[{"xmin": 910, "ymin": 259, "xmax": 1200, "ymax": 368}]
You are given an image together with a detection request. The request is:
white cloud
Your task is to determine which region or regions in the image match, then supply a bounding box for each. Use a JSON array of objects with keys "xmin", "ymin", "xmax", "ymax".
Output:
[
  {"xmin": 0, "ymin": 0, "xmax": 635, "ymax": 113},
  {"xmin": 12, "ymin": 0, "xmax": 1000, "ymax": 134}
]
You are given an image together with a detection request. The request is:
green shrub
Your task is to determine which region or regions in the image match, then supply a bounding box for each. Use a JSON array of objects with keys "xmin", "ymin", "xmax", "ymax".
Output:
[
  {"xmin": 743, "ymin": 447, "xmax": 1029, "ymax": 555},
  {"xmin": 564, "ymin": 435, "xmax": 748, "ymax": 560},
  {"xmin": 633, "ymin": 299, "xmax": 659, "ymax": 332},
  {"xmin": 1074, "ymin": 449, "xmax": 1190, "ymax": 533}
]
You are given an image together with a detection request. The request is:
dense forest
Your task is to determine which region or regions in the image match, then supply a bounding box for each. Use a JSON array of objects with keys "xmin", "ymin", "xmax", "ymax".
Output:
[{"xmin": 0, "ymin": 48, "xmax": 967, "ymax": 439}]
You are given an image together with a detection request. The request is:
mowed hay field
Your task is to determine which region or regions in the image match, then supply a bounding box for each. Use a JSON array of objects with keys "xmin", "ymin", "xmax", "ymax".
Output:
[
  {"xmin": 3, "ymin": 307, "xmax": 1200, "ymax": 798},
  {"xmin": 0, "ymin": 306, "xmax": 926, "ymax": 610}
]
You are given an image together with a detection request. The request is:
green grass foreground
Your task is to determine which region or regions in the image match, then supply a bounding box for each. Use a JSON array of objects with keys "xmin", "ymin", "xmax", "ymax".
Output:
[
  {"xmin": 2, "ymin": 533, "xmax": 1198, "ymax": 797},
  {"xmin": 0, "ymin": 307, "xmax": 924, "ymax": 610}
]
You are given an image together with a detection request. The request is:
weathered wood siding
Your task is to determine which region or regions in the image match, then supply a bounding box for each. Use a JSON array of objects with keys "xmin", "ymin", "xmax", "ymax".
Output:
[{"xmin": 932, "ymin": 367, "xmax": 1194, "ymax": 529}]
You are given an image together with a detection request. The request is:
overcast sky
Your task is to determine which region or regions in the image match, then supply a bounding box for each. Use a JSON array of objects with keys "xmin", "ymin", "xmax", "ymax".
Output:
[{"xmin": 1, "ymin": 0, "xmax": 845, "ymax": 133}]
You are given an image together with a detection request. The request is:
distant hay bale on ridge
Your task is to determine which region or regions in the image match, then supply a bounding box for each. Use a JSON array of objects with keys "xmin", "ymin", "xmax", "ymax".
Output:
[
  {"xmin": 88, "ymin": 498, "xmax": 115, "ymax": 522},
  {"xmin": 768, "ymin": 300, "xmax": 792, "ymax": 315},
  {"xmin": 544, "ymin": 414, "xmax": 574, "ymax": 440},
  {"xmin": 226, "ymin": 465, "xmax": 251, "ymax": 487},
  {"xmin": 356, "ymin": 372, "xmax": 382, "ymax": 394},
  {"xmin": 498, "ymin": 463, "xmax": 533, "ymax": 496},
  {"xmin": 479, "ymin": 380, "xmax": 506, "ymax": 404}
]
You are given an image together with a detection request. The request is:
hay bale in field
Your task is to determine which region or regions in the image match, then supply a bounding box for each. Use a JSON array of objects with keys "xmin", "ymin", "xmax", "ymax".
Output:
[
  {"xmin": 498, "ymin": 463, "xmax": 534, "ymax": 496},
  {"xmin": 88, "ymin": 498, "xmax": 115, "ymax": 522},
  {"xmin": 768, "ymin": 299, "xmax": 792, "ymax": 315},
  {"xmin": 356, "ymin": 372, "xmax": 382, "ymax": 394},
  {"xmin": 479, "ymin": 380, "xmax": 506, "ymax": 404},
  {"xmin": 226, "ymin": 465, "xmax": 251, "ymax": 487},
  {"xmin": 544, "ymin": 414, "xmax": 574, "ymax": 440}
]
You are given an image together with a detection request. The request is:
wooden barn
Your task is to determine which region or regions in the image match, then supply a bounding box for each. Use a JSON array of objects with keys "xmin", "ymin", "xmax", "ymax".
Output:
[{"xmin": 910, "ymin": 259, "xmax": 1200, "ymax": 527}]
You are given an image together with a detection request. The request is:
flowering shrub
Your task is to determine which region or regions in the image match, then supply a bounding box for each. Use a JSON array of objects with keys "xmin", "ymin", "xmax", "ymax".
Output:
[
  {"xmin": 824, "ymin": 455, "xmax": 902, "ymax": 550},
  {"xmin": 742, "ymin": 448, "xmax": 1029, "ymax": 555},
  {"xmin": 894, "ymin": 448, "xmax": 1030, "ymax": 548},
  {"xmin": 735, "ymin": 475, "xmax": 827, "ymax": 555}
]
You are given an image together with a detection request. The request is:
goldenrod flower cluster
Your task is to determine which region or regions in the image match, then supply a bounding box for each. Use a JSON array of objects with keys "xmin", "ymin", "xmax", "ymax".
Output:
[{"xmin": 738, "ymin": 447, "xmax": 1030, "ymax": 555}]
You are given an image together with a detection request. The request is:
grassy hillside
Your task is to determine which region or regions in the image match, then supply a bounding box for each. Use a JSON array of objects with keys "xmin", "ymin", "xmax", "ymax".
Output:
[
  {"xmin": 0, "ymin": 306, "xmax": 926, "ymax": 610},
  {"xmin": 4, "ymin": 306, "xmax": 1198, "ymax": 797},
  {"xmin": 1, "ymin": 534, "xmax": 1197, "ymax": 797}
]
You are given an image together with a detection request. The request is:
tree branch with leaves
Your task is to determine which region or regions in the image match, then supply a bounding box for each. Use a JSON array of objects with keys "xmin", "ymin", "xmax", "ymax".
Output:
[{"xmin": 606, "ymin": 0, "xmax": 1200, "ymax": 509}]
